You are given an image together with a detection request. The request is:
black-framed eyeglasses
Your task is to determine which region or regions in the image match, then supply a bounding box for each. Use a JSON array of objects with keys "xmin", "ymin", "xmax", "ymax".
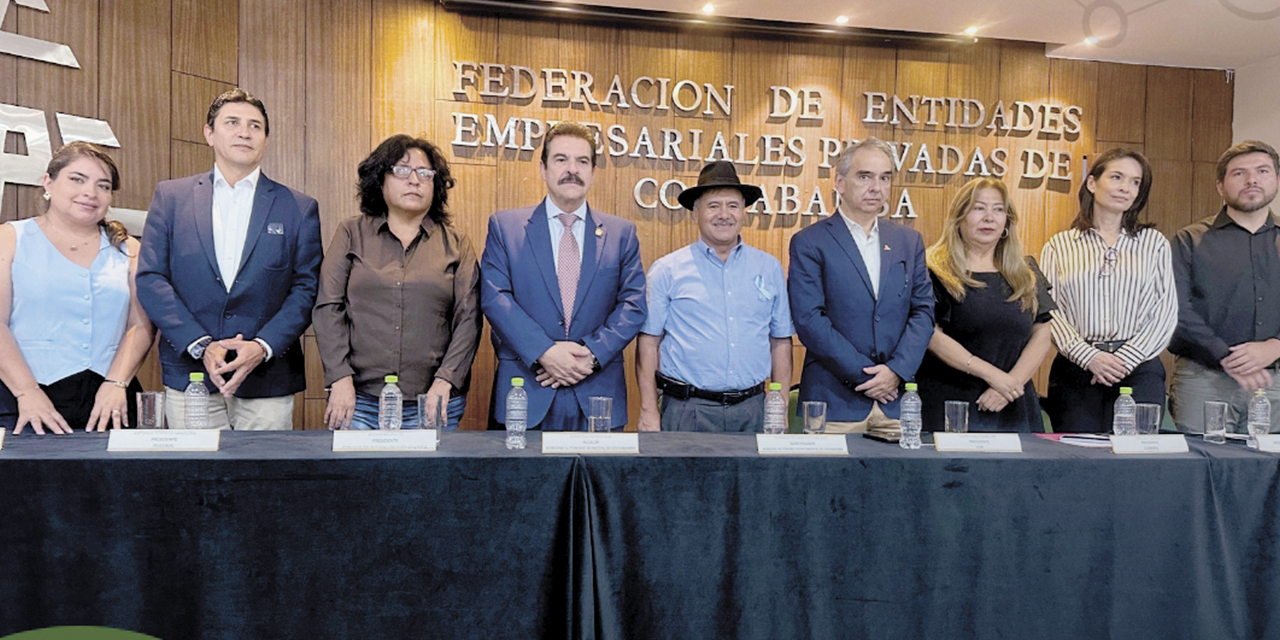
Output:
[
  {"xmin": 389, "ymin": 166, "xmax": 436, "ymax": 181},
  {"xmin": 1100, "ymin": 247, "xmax": 1118, "ymax": 277}
]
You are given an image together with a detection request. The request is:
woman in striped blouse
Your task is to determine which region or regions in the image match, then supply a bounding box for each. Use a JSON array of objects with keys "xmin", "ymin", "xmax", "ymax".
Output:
[{"xmin": 1040, "ymin": 148, "xmax": 1177, "ymax": 433}]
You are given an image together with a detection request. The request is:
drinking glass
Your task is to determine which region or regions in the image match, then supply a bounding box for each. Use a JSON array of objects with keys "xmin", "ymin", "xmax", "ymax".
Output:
[
  {"xmin": 417, "ymin": 393, "xmax": 444, "ymax": 443},
  {"xmin": 136, "ymin": 391, "xmax": 165, "ymax": 429},
  {"xmin": 944, "ymin": 401, "xmax": 969, "ymax": 433},
  {"xmin": 1135, "ymin": 403, "xmax": 1162, "ymax": 435},
  {"xmin": 802, "ymin": 401, "xmax": 827, "ymax": 434},
  {"xmin": 1203, "ymin": 401, "xmax": 1228, "ymax": 444},
  {"xmin": 589, "ymin": 396, "xmax": 613, "ymax": 433}
]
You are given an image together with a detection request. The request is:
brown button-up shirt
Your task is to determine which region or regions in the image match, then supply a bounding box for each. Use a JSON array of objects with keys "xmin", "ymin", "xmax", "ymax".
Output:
[{"xmin": 313, "ymin": 214, "xmax": 482, "ymax": 397}]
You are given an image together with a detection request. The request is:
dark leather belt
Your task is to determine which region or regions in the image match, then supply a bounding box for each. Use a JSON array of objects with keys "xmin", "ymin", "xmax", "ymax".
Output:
[
  {"xmin": 1089, "ymin": 340, "xmax": 1128, "ymax": 353},
  {"xmin": 655, "ymin": 372, "xmax": 765, "ymax": 405}
]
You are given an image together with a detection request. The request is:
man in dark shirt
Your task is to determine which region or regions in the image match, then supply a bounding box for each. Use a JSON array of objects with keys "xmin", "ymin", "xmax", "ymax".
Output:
[{"xmin": 1169, "ymin": 140, "xmax": 1280, "ymax": 433}]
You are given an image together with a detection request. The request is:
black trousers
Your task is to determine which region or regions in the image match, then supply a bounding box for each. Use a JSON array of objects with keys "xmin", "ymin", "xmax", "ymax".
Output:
[
  {"xmin": 1046, "ymin": 354, "xmax": 1166, "ymax": 433},
  {"xmin": 0, "ymin": 370, "xmax": 142, "ymax": 430}
]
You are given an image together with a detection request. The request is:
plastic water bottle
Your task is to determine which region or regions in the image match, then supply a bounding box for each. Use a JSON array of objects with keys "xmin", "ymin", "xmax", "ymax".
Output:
[
  {"xmin": 1113, "ymin": 387, "xmax": 1136, "ymax": 436},
  {"xmin": 899, "ymin": 383, "xmax": 922, "ymax": 450},
  {"xmin": 379, "ymin": 375, "xmax": 402, "ymax": 430},
  {"xmin": 763, "ymin": 382, "xmax": 788, "ymax": 434},
  {"xmin": 506, "ymin": 377, "xmax": 528, "ymax": 450},
  {"xmin": 184, "ymin": 372, "xmax": 210, "ymax": 429},
  {"xmin": 1247, "ymin": 390, "xmax": 1271, "ymax": 450}
]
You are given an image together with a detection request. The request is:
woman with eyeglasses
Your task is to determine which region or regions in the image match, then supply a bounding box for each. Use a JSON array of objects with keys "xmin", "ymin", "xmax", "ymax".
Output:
[
  {"xmin": 1039, "ymin": 148, "xmax": 1177, "ymax": 433},
  {"xmin": 916, "ymin": 177, "xmax": 1055, "ymax": 432},
  {"xmin": 313, "ymin": 134, "xmax": 481, "ymax": 430}
]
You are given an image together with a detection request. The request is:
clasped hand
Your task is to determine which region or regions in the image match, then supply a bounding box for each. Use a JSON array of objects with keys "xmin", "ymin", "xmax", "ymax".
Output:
[
  {"xmin": 536, "ymin": 341, "xmax": 595, "ymax": 388},
  {"xmin": 1221, "ymin": 341, "xmax": 1280, "ymax": 391},
  {"xmin": 203, "ymin": 333, "xmax": 267, "ymax": 397}
]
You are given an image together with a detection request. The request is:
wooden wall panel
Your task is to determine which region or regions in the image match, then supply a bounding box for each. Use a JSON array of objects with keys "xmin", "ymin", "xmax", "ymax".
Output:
[
  {"xmin": 1044, "ymin": 58, "xmax": 1096, "ymax": 244},
  {"xmin": 305, "ymin": 0, "xmax": 372, "ymax": 242},
  {"xmin": 170, "ymin": 139, "xmax": 212, "ymax": 181},
  {"xmin": 1144, "ymin": 66, "xmax": 1192, "ymax": 161},
  {"xmin": 1095, "ymin": 63, "xmax": 1146, "ymax": 144},
  {"xmin": 170, "ymin": 72, "xmax": 234, "ymax": 144},
  {"xmin": 239, "ymin": 0, "xmax": 306, "ymax": 193},
  {"xmin": 1146, "ymin": 160, "xmax": 1194, "ymax": 239},
  {"xmin": 172, "ymin": 0, "xmax": 237, "ymax": 83},
  {"xmin": 625, "ymin": 28, "xmax": 681, "ymax": 268},
  {"xmin": 995, "ymin": 42, "xmax": 1049, "ymax": 252},
  {"xmin": 1191, "ymin": 69, "xmax": 1233, "ymax": 163},
  {"xmin": 1191, "ymin": 161, "xmax": 1222, "ymax": 223},
  {"xmin": 373, "ymin": 0, "xmax": 436, "ymax": 142},
  {"xmin": 1, "ymin": 7, "xmax": 19, "ymax": 223},
  {"xmin": 99, "ymin": 0, "xmax": 170, "ymax": 212}
]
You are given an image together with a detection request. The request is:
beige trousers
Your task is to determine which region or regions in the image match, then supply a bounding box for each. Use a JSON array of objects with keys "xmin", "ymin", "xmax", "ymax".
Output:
[
  {"xmin": 825, "ymin": 403, "xmax": 899, "ymax": 434},
  {"xmin": 164, "ymin": 388, "xmax": 295, "ymax": 430}
]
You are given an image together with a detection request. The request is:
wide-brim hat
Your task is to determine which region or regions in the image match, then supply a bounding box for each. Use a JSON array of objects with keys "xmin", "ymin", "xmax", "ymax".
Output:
[{"xmin": 677, "ymin": 161, "xmax": 763, "ymax": 210}]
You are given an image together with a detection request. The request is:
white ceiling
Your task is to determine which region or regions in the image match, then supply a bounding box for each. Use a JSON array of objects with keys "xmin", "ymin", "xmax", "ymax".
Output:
[{"xmin": 574, "ymin": 0, "xmax": 1280, "ymax": 70}]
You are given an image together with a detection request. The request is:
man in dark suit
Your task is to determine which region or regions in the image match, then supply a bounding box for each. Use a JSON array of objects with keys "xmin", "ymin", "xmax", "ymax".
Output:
[
  {"xmin": 788, "ymin": 138, "xmax": 934, "ymax": 432},
  {"xmin": 137, "ymin": 89, "xmax": 322, "ymax": 430},
  {"xmin": 480, "ymin": 121, "xmax": 646, "ymax": 431}
]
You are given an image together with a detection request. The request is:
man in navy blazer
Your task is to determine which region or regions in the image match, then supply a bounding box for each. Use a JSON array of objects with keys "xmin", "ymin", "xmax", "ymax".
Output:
[
  {"xmin": 788, "ymin": 138, "xmax": 934, "ymax": 431},
  {"xmin": 481, "ymin": 122, "xmax": 646, "ymax": 431},
  {"xmin": 137, "ymin": 89, "xmax": 322, "ymax": 430}
]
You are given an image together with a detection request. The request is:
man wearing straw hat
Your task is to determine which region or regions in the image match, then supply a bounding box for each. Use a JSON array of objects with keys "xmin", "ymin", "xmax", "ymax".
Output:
[{"xmin": 636, "ymin": 161, "xmax": 793, "ymax": 432}]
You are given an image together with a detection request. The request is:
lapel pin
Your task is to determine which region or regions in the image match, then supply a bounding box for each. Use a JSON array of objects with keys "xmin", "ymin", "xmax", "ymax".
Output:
[
  {"xmin": 595, "ymin": 227, "xmax": 604, "ymax": 236},
  {"xmin": 883, "ymin": 244, "xmax": 890, "ymax": 251}
]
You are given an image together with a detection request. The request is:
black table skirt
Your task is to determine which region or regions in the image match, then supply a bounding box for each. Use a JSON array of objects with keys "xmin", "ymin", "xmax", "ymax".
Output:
[{"xmin": 1, "ymin": 431, "xmax": 1276, "ymax": 640}]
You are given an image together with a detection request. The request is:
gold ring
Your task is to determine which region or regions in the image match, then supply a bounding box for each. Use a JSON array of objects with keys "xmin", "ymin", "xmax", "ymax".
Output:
[{"xmin": 111, "ymin": 410, "xmax": 121, "ymax": 414}]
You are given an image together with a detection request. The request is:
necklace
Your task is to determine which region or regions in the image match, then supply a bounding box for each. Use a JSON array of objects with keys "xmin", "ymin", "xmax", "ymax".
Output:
[{"xmin": 39, "ymin": 217, "xmax": 99, "ymax": 251}]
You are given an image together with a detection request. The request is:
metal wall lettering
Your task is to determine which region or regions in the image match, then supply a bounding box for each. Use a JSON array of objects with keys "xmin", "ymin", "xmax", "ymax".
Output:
[
  {"xmin": 0, "ymin": 103, "xmax": 53, "ymax": 205},
  {"xmin": 0, "ymin": 0, "xmax": 81, "ymax": 68}
]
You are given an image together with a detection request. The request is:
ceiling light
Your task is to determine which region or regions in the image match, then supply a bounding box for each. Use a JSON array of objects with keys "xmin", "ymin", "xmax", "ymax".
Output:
[
  {"xmin": 702, "ymin": 3, "xmax": 714, "ymax": 14},
  {"xmin": 836, "ymin": 16, "xmax": 849, "ymax": 25},
  {"xmin": 964, "ymin": 26, "xmax": 978, "ymax": 36},
  {"xmin": 1084, "ymin": 36, "xmax": 1098, "ymax": 45}
]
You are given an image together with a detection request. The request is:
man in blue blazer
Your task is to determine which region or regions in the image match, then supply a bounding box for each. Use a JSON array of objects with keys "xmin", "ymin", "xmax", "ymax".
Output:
[
  {"xmin": 788, "ymin": 138, "xmax": 934, "ymax": 431},
  {"xmin": 137, "ymin": 89, "xmax": 322, "ymax": 430},
  {"xmin": 481, "ymin": 122, "xmax": 646, "ymax": 431}
]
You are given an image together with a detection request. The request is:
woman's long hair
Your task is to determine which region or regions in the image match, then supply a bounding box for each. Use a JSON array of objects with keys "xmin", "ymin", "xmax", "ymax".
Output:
[
  {"xmin": 45, "ymin": 141, "xmax": 129, "ymax": 251},
  {"xmin": 926, "ymin": 177, "xmax": 1038, "ymax": 313},
  {"xmin": 1071, "ymin": 147, "xmax": 1155, "ymax": 235}
]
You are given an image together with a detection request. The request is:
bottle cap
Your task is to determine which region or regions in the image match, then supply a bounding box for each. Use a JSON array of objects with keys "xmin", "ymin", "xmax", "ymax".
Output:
[
  {"xmin": 189, "ymin": 372, "xmax": 204, "ymax": 382},
  {"xmin": 385, "ymin": 375, "xmax": 399, "ymax": 383},
  {"xmin": 512, "ymin": 377, "xmax": 525, "ymax": 387},
  {"xmin": 1120, "ymin": 387, "xmax": 1132, "ymax": 394},
  {"xmin": 769, "ymin": 382, "xmax": 782, "ymax": 391},
  {"xmin": 1255, "ymin": 389, "xmax": 1266, "ymax": 395},
  {"xmin": 905, "ymin": 382, "xmax": 918, "ymax": 391}
]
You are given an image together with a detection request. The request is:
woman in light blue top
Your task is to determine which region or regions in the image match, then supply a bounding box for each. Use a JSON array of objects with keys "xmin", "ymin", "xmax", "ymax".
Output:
[{"xmin": 0, "ymin": 142, "xmax": 154, "ymax": 434}]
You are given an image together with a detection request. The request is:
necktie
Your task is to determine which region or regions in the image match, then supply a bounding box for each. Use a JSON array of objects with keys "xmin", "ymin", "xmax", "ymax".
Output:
[{"xmin": 557, "ymin": 213, "xmax": 580, "ymax": 337}]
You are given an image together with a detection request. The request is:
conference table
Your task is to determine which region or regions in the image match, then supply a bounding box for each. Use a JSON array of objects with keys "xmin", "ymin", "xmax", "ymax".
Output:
[{"xmin": 1, "ymin": 430, "xmax": 1276, "ymax": 640}]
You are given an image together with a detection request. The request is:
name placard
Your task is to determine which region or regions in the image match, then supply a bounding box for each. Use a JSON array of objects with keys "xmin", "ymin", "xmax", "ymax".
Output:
[
  {"xmin": 107, "ymin": 429, "xmax": 221, "ymax": 452},
  {"xmin": 332, "ymin": 430, "xmax": 438, "ymax": 452},
  {"xmin": 542, "ymin": 432, "xmax": 639, "ymax": 454},
  {"xmin": 756, "ymin": 434, "xmax": 850, "ymax": 455},
  {"xmin": 1110, "ymin": 434, "xmax": 1189, "ymax": 455},
  {"xmin": 1256, "ymin": 434, "xmax": 1280, "ymax": 453},
  {"xmin": 934, "ymin": 432, "xmax": 1023, "ymax": 453}
]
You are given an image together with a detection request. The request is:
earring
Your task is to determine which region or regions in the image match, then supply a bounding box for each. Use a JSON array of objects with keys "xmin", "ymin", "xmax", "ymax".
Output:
[
  {"xmin": 42, "ymin": 192, "xmax": 51, "ymax": 201},
  {"xmin": 1001, "ymin": 227, "xmax": 1009, "ymax": 238}
]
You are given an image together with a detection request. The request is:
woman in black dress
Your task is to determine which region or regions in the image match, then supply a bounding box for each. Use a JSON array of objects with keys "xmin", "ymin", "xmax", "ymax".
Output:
[{"xmin": 917, "ymin": 177, "xmax": 1056, "ymax": 432}]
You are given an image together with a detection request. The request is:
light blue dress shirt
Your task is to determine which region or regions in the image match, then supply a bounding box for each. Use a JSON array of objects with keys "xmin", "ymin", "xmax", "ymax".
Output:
[
  {"xmin": 8, "ymin": 218, "xmax": 130, "ymax": 384},
  {"xmin": 544, "ymin": 197, "xmax": 586, "ymax": 269},
  {"xmin": 642, "ymin": 239, "xmax": 793, "ymax": 391}
]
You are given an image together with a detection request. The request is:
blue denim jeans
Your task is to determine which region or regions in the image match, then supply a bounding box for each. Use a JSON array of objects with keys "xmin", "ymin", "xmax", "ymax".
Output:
[{"xmin": 350, "ymin": 392, "xmax": 465, "ymax": 431}]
